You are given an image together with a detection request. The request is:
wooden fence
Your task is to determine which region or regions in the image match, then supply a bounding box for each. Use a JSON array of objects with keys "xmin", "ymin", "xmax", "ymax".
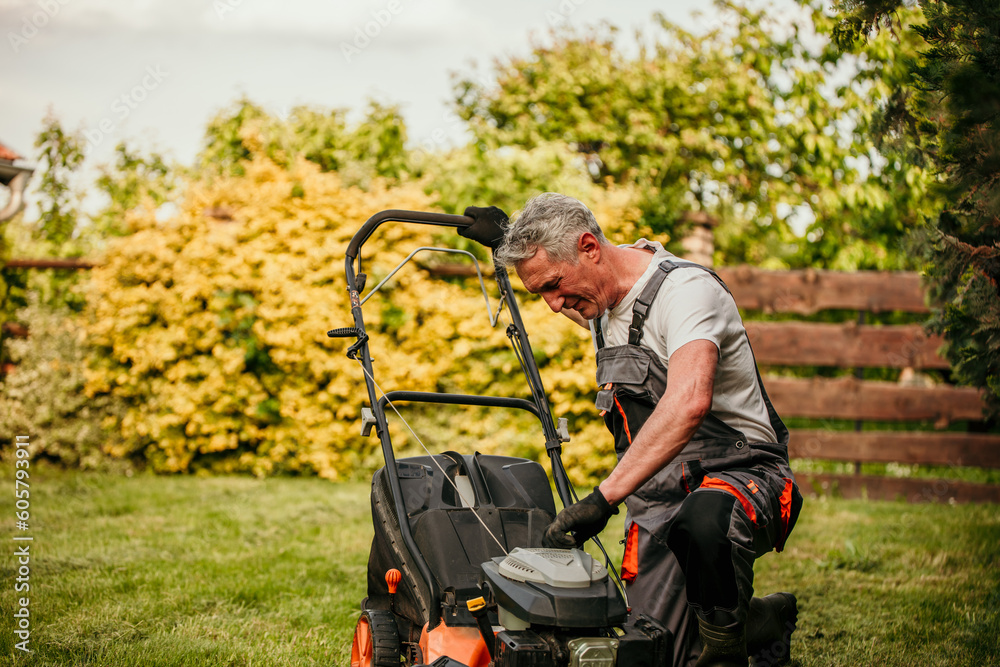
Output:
[{"xmin": 716, "ymin": 267, "xmax": 1000, "ymax": 503}]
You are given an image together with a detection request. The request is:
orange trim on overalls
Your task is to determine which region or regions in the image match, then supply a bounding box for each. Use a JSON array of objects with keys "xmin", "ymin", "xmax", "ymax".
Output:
[
  {"xmin": 699, "ymin": 476, "xmax": 757, "ymax": 525},
  {"xmin": 621, "ymin": 523, "xmax": 639, "ymax": 583},
  {"xmin": 775, "ymin": 478, "xmax": 795, "ymax": 552},
  {"xmin": 604, "ymin": 385, "xmax": 639, "ymax": 583},
  {"xmin": 613, "ymin": 394, "xmax": 633, "ymax": 445}
]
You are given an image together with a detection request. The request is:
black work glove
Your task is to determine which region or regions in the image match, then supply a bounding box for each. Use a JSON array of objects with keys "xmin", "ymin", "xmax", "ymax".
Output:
[
  {"xmin": 542, "ymin": 488, "xmax": 618, "ymax": 549},
  {"xmin": 460, "ymin": 206, "xmax": 509, "ymax": 249}
]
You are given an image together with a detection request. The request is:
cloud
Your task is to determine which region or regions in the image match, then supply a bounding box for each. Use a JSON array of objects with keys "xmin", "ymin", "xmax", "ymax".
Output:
[{"xmin": 7, "ymin": 0, "xmax": 477, "ymax": 44}]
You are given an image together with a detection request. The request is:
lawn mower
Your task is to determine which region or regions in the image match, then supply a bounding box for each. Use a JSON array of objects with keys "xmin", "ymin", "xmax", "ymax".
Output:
[{"xmin": 331, "ymin": 210, "xmax": 673, "ymax": 667}]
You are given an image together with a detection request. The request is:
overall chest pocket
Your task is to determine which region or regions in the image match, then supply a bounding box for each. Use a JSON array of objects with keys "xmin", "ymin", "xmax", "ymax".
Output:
[
  {"xmin": 596, "ymin": 345, "xmax": 668, "ymax": 455},
  {"xmin": 595, "ymin": 345, "xmax": 666, "ymax": 410}
]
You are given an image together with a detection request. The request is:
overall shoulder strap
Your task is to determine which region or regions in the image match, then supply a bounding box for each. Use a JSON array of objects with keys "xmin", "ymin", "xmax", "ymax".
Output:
[{"xmin": 628, "ymin": 260, "xmax": 678, "ymax": 345}]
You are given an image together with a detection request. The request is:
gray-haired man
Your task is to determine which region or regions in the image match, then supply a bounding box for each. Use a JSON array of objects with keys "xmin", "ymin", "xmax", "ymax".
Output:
[{"xmin": 462, "ymin": 194, "xmax": 802, "ymax": 667}]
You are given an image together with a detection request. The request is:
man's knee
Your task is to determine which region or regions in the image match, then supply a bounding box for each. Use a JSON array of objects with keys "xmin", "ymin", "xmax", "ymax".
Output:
[{"xmin": 667, "ymin": 490, "xmax": 739, "ymax": 561}]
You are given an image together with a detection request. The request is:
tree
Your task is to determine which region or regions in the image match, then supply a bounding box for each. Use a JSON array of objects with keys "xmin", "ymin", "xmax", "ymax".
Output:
[
  {"xmin": 93, "ymin": 142, "xmax": 177, "ymax": 238},
  {"xmin": 832, "ymin": 0, "xmax": 1000, "ymax": 416},
  {"xmin": 33, "ymin": 111, "xmax": 84, "ymax": 247},
  {"xmin": 453, "ymin": 0, "xmax": 942, "ymax": 270},
  {"xmin": 197, "ymin": 97, "xmax": 411, "ymax": 184}
]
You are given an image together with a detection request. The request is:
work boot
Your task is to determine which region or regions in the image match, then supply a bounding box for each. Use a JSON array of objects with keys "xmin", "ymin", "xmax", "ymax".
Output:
[
  {"xmin": 746, "ymin": 593, "xmax": 797, "ymax": 667},
  {"xmin": 695, "ymin": 617, "xmax": 747, "ymax": 667}
]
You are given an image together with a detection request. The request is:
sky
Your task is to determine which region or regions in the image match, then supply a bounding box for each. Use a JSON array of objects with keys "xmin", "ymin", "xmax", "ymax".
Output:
[{"xmin": 0, "ymin": 0, "xmax": 728, "ymax": 182}]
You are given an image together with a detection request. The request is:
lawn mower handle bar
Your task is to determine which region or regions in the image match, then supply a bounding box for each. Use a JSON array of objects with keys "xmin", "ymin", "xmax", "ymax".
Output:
[
  {"xmin": 343, "ymin": 208, "xmax": 576, "ymax": 508},
  {"xmin": 342, "ymin": 209, "xmax": 584, "ymax": 629},
  {"xmin": 345, "ymin": 209, "xmax": 472, "ymax": 261}
]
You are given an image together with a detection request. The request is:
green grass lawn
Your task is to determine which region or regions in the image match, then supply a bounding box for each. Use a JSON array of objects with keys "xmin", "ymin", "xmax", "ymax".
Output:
[{"xmin": 1, "ymin": 464, "xmax": 998, "ymax": 666}]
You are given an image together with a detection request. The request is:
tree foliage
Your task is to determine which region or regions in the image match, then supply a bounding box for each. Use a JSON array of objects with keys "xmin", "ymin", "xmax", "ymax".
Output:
[
  {"xmin": 93, "ymin": 142, "xmax": 177, "ymax": 238},
  {"xmin": 197, "ymin": 97, "xmax": 410, "ymax": 184},
  {"xmin": 454, "ymin": 0, "xmax": 941, "ymax": 270},
  {"xmin": 33, "ymin": 111, "xmax": 84, "ymax": 247},
  {"xmin": 415, "ymin": 141, "xmax": 600, "ymax": 218},
  {"xmin": 832, "ymin": 0, "xmax": 1000, "ymax": 416}
]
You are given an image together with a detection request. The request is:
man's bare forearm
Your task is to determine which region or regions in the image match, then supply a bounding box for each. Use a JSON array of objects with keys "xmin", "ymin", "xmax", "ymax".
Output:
[
  {"xmin": 598, "ymin": 401, "xmax": 704, "ymax": 505},
  {"xmin": 597, "ymin": 339, "xmax": 718, "ymax": 505}
]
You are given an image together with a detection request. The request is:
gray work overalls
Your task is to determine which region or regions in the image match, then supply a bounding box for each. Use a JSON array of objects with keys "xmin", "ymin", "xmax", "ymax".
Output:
[{"xmin": 594, "ymin": 259, "xmax": 802, "ymax": 667}]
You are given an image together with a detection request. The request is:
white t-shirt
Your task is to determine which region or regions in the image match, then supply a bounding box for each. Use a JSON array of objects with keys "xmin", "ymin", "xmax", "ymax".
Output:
[{"xmin": 590, "ymin": 240, "xmax": 777, "ymax": 444}]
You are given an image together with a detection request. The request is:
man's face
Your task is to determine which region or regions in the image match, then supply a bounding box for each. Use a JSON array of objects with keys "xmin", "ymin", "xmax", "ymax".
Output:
[{"xmin": 516, "ymin": 246, "xmax": 610, "ymax": 320}]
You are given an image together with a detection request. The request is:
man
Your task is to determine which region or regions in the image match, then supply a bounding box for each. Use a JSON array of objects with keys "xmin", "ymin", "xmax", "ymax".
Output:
[{"xmin": 461, "ymin": 195, "xmax": 803, "ymax": 667}]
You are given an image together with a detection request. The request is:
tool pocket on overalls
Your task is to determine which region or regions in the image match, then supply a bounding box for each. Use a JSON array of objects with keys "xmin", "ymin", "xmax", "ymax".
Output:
[
  {"xmin": 602, "ymin": 396, "xmax": 655, "ymax": 456},
  {"xmin": 596, "ymin": 347, "xmax": 660, "ymax": 456},
  {"xmin": 772, "ymin": 474, "xmax": 803, "ymax": 552},
  {"xmin": 632, "ymin": 459, "xmax": 694, "ymax": 507},
  {"xmin": 620, "ymin": 460, "xmax": 698, "ymax": 583},
  {"xmin": 596, "ymin": 346, "xmax": 655, "ymax": 392},
  {"xmin": 679, "ymin": 459, "xmax": 706, "ymax": 494},
  {"xmin": 696, "ymin": 469, "xmax": 772, "ymax": 530}
]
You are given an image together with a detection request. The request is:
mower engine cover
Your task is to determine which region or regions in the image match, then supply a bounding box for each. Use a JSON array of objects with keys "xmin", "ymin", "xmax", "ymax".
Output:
[
  {"xmin": 498, "ymin": 548, "xmax": 607, "ymax": 588},
  {"xmin": 482, "ymin": 547, "xmax": 628, "ymax": 628}
]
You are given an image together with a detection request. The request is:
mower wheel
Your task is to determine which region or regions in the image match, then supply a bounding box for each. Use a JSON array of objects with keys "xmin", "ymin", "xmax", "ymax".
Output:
[{"xmin": 351, "ymin": 609, "xmax": 401, "ymax": 667}]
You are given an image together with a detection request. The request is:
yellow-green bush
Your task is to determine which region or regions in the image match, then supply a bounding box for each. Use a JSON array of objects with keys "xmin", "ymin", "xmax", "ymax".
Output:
[{"xmin": 86, "ymin": 151, "xmax": 641, "ymax": 482}]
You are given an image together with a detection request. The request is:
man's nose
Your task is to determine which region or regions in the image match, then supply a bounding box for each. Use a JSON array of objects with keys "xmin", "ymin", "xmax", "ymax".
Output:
[{"xmin": 542, "ymin": 291, "xmax": 563, "ymax": 313}]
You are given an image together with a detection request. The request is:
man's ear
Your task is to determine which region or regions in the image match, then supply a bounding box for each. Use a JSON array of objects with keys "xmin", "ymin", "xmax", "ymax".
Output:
[{"xmin": 578, "ymin": 232, "xmax": 601, "ymax": 261}]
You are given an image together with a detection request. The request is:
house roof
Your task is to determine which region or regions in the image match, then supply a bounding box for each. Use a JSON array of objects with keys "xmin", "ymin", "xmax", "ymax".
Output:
[
  {"xmin": 0, "ymin": 141, "xmax": 34, "ymax": 187},
  {"xmin": 0, "ymin": 141, "xmax": 23, "ymax": 162}
]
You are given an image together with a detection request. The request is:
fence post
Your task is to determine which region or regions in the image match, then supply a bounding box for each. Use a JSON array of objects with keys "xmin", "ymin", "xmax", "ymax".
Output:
[{"xmin": 680, "ymin": 211, "xmax": 718, "ymax": 267}]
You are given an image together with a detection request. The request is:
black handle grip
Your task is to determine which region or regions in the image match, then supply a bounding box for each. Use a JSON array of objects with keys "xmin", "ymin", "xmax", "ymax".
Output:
[{"xmin": 327, "ymin": 327, "xmax": 364, "ymax": 338}]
